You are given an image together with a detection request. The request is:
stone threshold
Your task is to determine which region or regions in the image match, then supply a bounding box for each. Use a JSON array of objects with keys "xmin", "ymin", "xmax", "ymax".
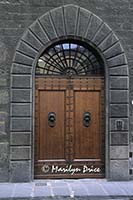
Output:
[{"xmin": 0, "ymin": 179, "xmax": 133, "ymax": 199}]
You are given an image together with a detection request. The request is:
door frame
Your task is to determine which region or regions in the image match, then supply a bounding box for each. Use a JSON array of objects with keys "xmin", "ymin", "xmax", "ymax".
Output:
[
  {"xmin": 32, "ymin": 38, "xmax": 110, "ymax": 180},
  {"xmin": 10, "ymin": 5, "xmax": 129, "ymax": 182}
]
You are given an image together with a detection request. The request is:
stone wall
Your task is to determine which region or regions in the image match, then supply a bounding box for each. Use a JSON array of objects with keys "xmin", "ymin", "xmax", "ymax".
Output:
[{"xmin": 0, "ymin": 0, "xmax": 133, "ymax": 182}]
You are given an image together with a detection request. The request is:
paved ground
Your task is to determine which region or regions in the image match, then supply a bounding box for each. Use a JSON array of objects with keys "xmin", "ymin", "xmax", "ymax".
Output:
[{"xmin": 0, "ymin": 179, "xmax": 133, "ymax": 199}]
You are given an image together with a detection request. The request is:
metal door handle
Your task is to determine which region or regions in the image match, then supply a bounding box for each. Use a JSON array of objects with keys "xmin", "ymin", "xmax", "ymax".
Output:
[
  {"xmin": 83, "ymin": 112, "xmax": 91, "ymax": 127},
  {"xmin": 48, "ymin": 112, "xmax": 56, "ymax": 127}
]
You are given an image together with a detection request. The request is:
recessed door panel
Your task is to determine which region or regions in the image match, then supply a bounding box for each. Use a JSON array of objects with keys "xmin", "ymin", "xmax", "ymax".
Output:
[
  {"xmin": 74, "ymin": 91, "xmax": 101, "ymax": 159},
  {"xmin": 39, "ymin": 91, "xmax": 65, "ymax": 160}
]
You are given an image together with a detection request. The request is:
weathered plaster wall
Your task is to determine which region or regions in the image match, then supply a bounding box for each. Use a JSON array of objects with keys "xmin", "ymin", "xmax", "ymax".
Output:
[{"xmin": 0, "ymin": 0, "xmax": 132, "ymax": 182}]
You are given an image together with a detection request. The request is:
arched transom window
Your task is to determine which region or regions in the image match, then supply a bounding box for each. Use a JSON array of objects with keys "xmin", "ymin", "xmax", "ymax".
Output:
[{"xmin": 36, "ymin": 39, "xmax": 104, "ymax": 76}]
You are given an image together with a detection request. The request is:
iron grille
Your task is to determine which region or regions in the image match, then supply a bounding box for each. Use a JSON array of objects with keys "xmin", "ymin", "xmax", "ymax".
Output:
[{"xmin": 36, "ymin": 40, "xmax": 104, "ymax": 76}]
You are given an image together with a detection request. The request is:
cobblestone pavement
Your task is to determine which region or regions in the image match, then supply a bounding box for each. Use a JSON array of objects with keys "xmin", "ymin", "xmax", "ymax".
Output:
[{"xmin": 0, "ymin": 179, "xmax": 133, "ymax": 199}]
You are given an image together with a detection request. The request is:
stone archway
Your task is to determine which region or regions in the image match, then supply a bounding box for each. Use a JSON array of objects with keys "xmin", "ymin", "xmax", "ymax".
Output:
[{"xmin": 10, "ymin": 4, "xmax": 129, "ymax": 182}]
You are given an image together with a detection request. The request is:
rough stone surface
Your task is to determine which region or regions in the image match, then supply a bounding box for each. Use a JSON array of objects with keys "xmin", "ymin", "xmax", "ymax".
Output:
[
  {"xmin": 110, "ymin": 90, "xmax": 129, "ymax": 103},
  {"xmin": 0, "ymin": 142, "xmax": 9, "ymax": 182},
  {"xmin": 0, "ymin": 90, "xmax": 9, "ymax": 105},
  {"xmin": 0, "ymin": 0, "xmax": 131, "ymax": 182},
  {"xmin": 64, "ymin": 5, "xmax": 78, "ymax": 35},
  {"xmin": 107, "ymin": 54, "xmax": 127, "ymax": 67},
  {"xmin": 11, "ymin": 75, "xmax": 32, "ymax": 88},
  {"xmin": 22, "ymin": 30, "xmax": 43, "ymax": 51},
  {"xmin": 111, "ymin": 132, "xmax": 128, "ymax": 145},
  {"xmin": 77, "ymin": 7, "xmax": 91, "ymax": 37},
  {"xmin": 10, "ymin": 161, "xmax": 31, "ymax": 182},
  {"xmin": 110, "ymin": 77, "xmax": 129, "ymax": 89},
  {"xmin": 17, "ymin": 40, "xmax": 38, "ymax": 58},
  {"xmin": 109, "ymin": 65, "xmax": 129, "ymax": 76},
  {"xmin": 11, "ymin": 89, "xmax": 31, "ymax": 103},
  {"xmin": 11, "ymin": 118, "xmax": 31, "ymax": 131},
  {"xmin": 14, "ymin": 52, "xmax": 34, "ymax": 66},
  {"xmin": 39, "ymin": 12, "xmax": 57, "ymax": 40},
  {"xmin": 110, "ymin": 146, "xmax": 128, "ymax": 159},
  {"xmin": 10, "ymin": 132, "xmax": 31, "ymax": 146},
  {"xmin": 10, "ymin": 146, "xmax": 31, "ymax": 160},
  {"xmin": 110, "ymin": 118, "xmax": 129, "ymax": 131},
  {"xmin": 11, "ymin": 103, "xmax": 31, "ymax": 117},
  {"xmin": 30, "ymin": 21, "xmax": 49, "ymax": 45},
  {"xmin": 50, "ymin": 6, "xmax": 66, "ymax": 36},
  {"xmin": 11, "ymin": 64, "xmax": 33, "ymax": 74},
  {"xmin": 110, "ymin": 104, "xmax": 129, "ymax": 117},
  {"xmin": 110, "ymin": 160, "xmax": 129, "ymax": 181}
]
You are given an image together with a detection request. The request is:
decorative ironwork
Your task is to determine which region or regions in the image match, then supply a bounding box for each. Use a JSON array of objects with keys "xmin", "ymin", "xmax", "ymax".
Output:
[
  {"xmin": 83, "ymin": 112, "xmax": 91, "ymax": 127},
  {"xmin": 48, "ymin": 112, "xmax": 56, "ymax": 127},
  {"xmin": 36, "ymin": 40, "xmax": 104, "ymax": 76}
]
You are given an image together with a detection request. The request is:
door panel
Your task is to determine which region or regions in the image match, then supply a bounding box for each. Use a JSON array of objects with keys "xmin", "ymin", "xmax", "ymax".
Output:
[
  {"xmin": 74, "ymin": 91, "xmax": 101, "ymax": 159},
  {"xmin": 39, "ymin": 91, "xmax": 65, "ymax": 160}
]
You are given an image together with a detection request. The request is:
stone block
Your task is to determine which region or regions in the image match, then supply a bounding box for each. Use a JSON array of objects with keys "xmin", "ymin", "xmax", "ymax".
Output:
[
  {"xmin": 92, "ymin": 23, "xmax": 111, "ymax": 45},
  {"xmin": 64, "ymin": 5, "xmax": 78, "ymax": 35},
  {"xmin": 10, "ymin": 132, "xmax": 31, "ymax": 146},
  {"xmin": 107, "ymin": 54, "xmax": 127, "ymax": 67},
  {"xmin": 10, "ymin": 146, "xmax": 31, "ymax": 160},
  {"xmin": 11, "ymin": 103, "xmax": 31, "ymax": 117},
  {"xmin": 110, "ymin": 77, "xmax": 129, "ymax": 89},
  {"xmin": 129, "ymin": 158, "xmax": 133, "ymax": 168},
  {"xmin": 77, "ymin": 7, "xmax": 91, "ymax": 37},
  {"xmin": 22, "ymin": 30, "xmax": 43, "ymax": 51},
  {"xmin": 98, "ymin": 32, "xmax": 118, "ymax": 51},
  {"xmin": 11, "ymin": 63, "xmax": 32, "ymax": 74},
  {"xmin": 0, "ymin": 142, "xmax": 8, "ymax": 165},
  {"xmin": 110, "ymin": 146, "xmax": 128, "ymax": 159},
  {"xmin": 50, "ymin": 6, "xmax": 65, "ymax": 36},
  {"xmin": 110, "ymin": 118, "xmax": 129, "ymax": 131},
  {"xmin": 0, "ymin": 121, "xmax": 5, "ymax": 132},
  {"xmin": 0, "ymin": 142, "xmax": 9, "ymax": 182},
  {"xmin": 110, "ymin": 90, "xmax": 129, "ymax": 103},
  {"xmin": 0, "ymin": 121, "xmax": 7, "ymax": 141},
  {"xmin": 11, "ymin": 118, "xmax": 31, "ymax": 131},
  {"xmin": 110, "ymin": 104, "xmax": 129, "ymax": 117},
  {"xmin": 130, "ymin": 142, "xmax": 133, "ymax": 152},
  {"xmin": 17, "ymin": 41, "xmax": 37, "ymax": 58},
  {"xmin": 11, "ymin": 75, "xmax": 31, "ymax": 88},
  {"xmin": 111, "ymin": 132, "xmax": 128, "ymax": 145},
  {"xmin": 104, "ymin": 42, "xmax": 123, "ymax": 59},
  {"xmin": 0, "ymin": 78, "xmax": 7, "ymax": 87},
  {"xmin": 10, "ymin": 161, "xmax": 31, "ymax": 182},
  {"xmin": 110, "ymin": 160, "xmax": 129, "ymax": 180},
  {"xmin": 0, "ymin": 112, "xmax": 8, "ymax": 121},
  {"xmin": 14, "ymin": 52, "xmax": 33, "ymax": 66},
  {"xmin": 86, "ymin": 14, "xmax": 103, "ymax": 41},
  {"xmin": 30, "ymin": 21, "xmax": 49, "ymax": 45},
  {"xmin": 109, "ymin": 65, "xmax": 129, "ymax": 76},
  {"xmin": 11, "ymin": 89, "xmax": 31, "ymax": 103},
  {"xmin": 0, "ymin": 168, "xmax": 9, "ymax": 182},
  {"xmin": 0, "ymin": 90, "xmax": 9, "ymax": 104},
  {"xmin": 39, "ymin": 12, "xmax": 57, "ymax": 40}
]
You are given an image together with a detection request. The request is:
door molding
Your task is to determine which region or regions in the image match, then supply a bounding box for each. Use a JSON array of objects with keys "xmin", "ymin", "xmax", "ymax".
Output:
[{"xmin": 10, "ymin": 4, "xmax": 129, "ymax": 182}]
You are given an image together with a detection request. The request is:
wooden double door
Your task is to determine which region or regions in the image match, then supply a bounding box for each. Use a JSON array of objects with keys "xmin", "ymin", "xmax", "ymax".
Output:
[{"xmin": 34, "ymin": 77, "xmax": 105, "ymax": 179}]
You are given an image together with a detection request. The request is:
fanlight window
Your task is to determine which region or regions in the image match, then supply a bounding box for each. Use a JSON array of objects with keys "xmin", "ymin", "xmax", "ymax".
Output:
[{"xmin": 36, "ymin": 40, "xmax": 104, "ymax": 76}]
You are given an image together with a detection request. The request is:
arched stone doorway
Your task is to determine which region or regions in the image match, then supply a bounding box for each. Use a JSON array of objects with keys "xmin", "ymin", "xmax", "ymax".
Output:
[
  {"xmin": 10, "ymin": 5, "xmax": 129, "ymax": 182},
  {"xmin": 34, "ymin": 37, "xmax": 105, "ymax": 179}
]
